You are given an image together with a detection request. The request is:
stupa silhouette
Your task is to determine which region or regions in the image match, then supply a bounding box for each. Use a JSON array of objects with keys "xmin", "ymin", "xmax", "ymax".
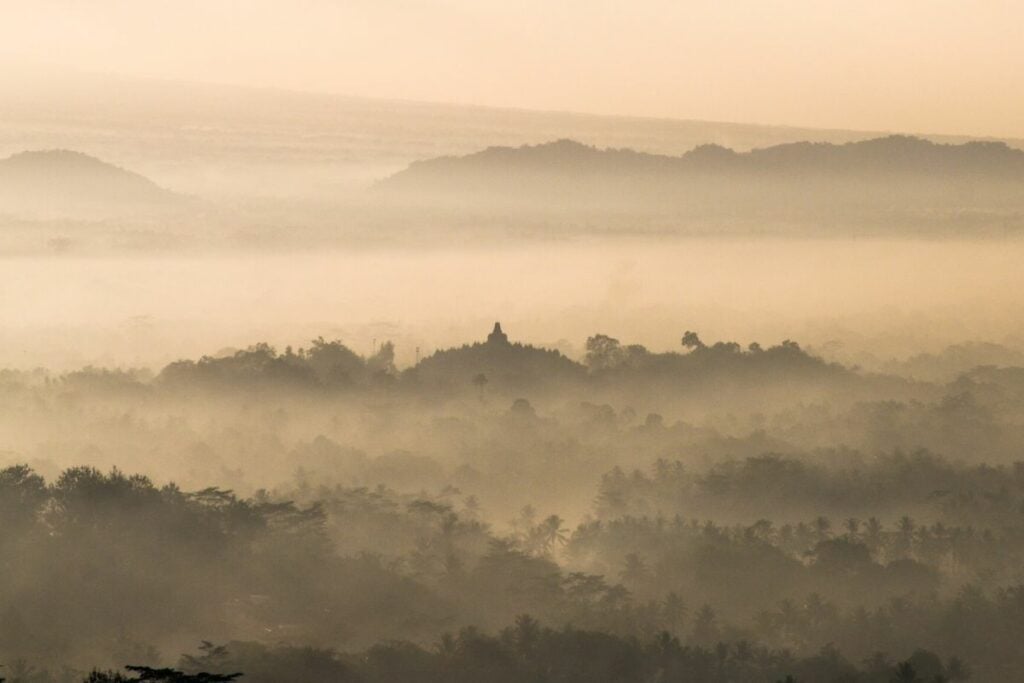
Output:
[{"xmin": 487, "ymin": 322, "xmax": 509, "ymax": 345}]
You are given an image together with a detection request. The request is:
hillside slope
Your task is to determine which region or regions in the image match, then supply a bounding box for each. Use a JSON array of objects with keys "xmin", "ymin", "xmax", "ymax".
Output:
[
  {"xmin": 0, "ymin": 149, "xmax": 179, "ymax": 219},
  {"xmin": 377, "ymin": 136, "xmax": 1024, "ymax": 236}
]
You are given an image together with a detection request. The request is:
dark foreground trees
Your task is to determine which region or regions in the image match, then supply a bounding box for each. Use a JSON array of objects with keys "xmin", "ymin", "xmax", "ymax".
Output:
[
  {"xmin": 0, "ymin": 462, "xmax": 994, "ymax": 680},
  {"xmin": 85, "ymin": 667, "xmax": 240, "ymax": 683},
  {"xmin": 72, "ymin": 625, "xmax": 962, "ymax": 683}
]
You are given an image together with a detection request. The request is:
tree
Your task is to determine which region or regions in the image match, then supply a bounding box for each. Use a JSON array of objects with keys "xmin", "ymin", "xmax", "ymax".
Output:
[
  {"xmin": 529, "ymin": 515, "xmax": 568, "ymax": 555},
  {"xmin": 619, "ymin": 553, "xmax": 649, "ymax": 587},
  {"xmin": 511, "ymin": 614, "xmax": 541, "ymax": 657},
  {"xmin": 472, "ymin": 373, "xmax": 488, "ymax": 399},
  {"xmin": 844, "ymin": 518, "xmax": 861, "ymax": 539},
  {"xmin": 813, "ymin": 516, "xmax": 832, "ymax": 542},
  {"xmin": 509, "ymin": 398, "xmax": 535, "ymax": 416},
  {"xmin": 896, "ymin": 516, "xmax": 916, "ymax": 557},
  {"xmin": 690, "ymin": 604, "xmax": 720, "ymax": 646},
  {"xmin": 84, "ymin": 668, "xmax": 241, "ymax": 683},
  {"xmin": 865, "ymin": 517, "xmax": 884, "ymax": 552},
  {"xmin": 584, "ymin": 334, "xmax": 624, "ymax": 371},
  {"xmin": 681, "ymin": 331, "xmax": 705, "ymax": 351},
  {"xmin": 367, "ymin": 340, "xmax": 397, "ymax": 376}
]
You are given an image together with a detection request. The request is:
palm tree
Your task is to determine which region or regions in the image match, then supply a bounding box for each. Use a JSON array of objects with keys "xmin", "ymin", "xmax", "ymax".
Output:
[
  {"xmin": 530, "ymin": 515, "xmax": 568, "ymax": 554},
  {"xmin": 898, "ymin": 515, "xmax": 915, "ymax": 537},
  {"xmin": 813, "ymin": 516, "xmax": 832, "ymax": 542},
  {"xmin": 865, "ymin": 517, "xmax": 884, "ymax": 551},
  {"xmin": 512, "ymin": 504, "xmax": 537, "ymax": 539},
  {"xmin": 897, "ymin": 516, "xmax": 916, "ymax": 557},
  {"xmin": 844, "ymin": 517, "xmax": 861, "ymax": 539}
]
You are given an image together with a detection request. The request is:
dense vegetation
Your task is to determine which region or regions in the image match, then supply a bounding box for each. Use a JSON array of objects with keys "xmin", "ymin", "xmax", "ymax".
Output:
[{"xmin": 3, "ymin": 327, "xmax": 1024, "ymax": 680}]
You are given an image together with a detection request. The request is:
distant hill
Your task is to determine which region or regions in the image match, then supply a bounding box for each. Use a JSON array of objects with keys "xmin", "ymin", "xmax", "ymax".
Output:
[
  {"xmin": 406, "ymin": 322, "xmax": 585, "ymax": 394},
  {"xmin": 378, "ymin": 136, "xmax": 1024, "ymax": 236},
  {"xmin": 5, "ymin": 68, "xmax": 1023, "ymax": 199},
  {"xmin": 382, "ymin": 135, "xmax": 1024, "ymax": 189},
  {"xmin": 0, "ymin": 149, "xmax": 179, "ymax": 219}
]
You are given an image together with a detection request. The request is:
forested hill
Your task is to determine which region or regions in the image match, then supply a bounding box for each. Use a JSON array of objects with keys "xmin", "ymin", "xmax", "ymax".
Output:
[
  {"xmin": 153, "ymin": 329, "xmax": 855, "ymax": 396},
  {"xmin": 136, "ymin": 326, "xmax": 917, "ymax": 418},
  {"xmin": 377, "ymin": 136, "xmax": 1024, "ymax": 235},
  {"xmin": 383, "ymin": 135, "xmax": 1024, "ymax": 187}
]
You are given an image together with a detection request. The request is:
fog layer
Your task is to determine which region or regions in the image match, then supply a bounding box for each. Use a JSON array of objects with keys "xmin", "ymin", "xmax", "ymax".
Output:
[{"xmin": 2, "ymin": 238, "xmax": 1022, "ymax": 371}]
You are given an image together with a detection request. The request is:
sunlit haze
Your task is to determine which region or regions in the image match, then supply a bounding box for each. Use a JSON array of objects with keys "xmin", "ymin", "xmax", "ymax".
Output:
[
  {"xmin": 5, "ymin": 3, "xmax": 1024, "ymax": 681},
  {"xmin": 2, "ymin": 0, "xmax": 1023, "ymax": 137}
]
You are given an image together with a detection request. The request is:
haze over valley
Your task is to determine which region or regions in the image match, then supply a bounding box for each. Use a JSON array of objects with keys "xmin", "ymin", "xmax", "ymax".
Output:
[{"xmin": 4, "ymin": 4, "xmax": 1024, "ymax": 682}]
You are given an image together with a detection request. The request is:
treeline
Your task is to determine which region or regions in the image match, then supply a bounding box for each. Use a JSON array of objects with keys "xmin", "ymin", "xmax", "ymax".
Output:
[
  {"xmin": 0, "ymin": 465, "xmax": 449, "ymax": 665},
  {"xmin": 7, "ymin": 331, "xmax": 1024, "ymax": 679},
  {"xmin": 159, "ymin": 339, "xmax": 398, "ymax": 391},
  {"xmin": 63, "ymin": 331, "xmax": 848, "ymax": 397},
  {"xmin": 593, "ymin": 450, "xmax": 1024, "ymax": 523},
  {"xmin": 73, "ymin": 621, "xmax": 967, "ymax": 683},
  {"xmin": 0, "ymin": 463, "xmax": 1021, "ymax": 679}
]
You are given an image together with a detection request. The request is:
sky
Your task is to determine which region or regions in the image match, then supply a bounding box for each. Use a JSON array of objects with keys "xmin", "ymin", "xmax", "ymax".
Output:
[{"xmin": 2, "ymin": 0, "xmax": 1023, "ymax": 138}]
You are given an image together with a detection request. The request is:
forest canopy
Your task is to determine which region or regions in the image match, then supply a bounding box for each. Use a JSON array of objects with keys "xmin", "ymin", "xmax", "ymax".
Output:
[{"xmin": 0, "ymin": 324, "xmax": 1022, "ymax": 680}]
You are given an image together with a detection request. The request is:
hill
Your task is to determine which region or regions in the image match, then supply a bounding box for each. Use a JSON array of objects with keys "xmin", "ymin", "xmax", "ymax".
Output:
[
  {"xmin": 377, "ymin": 136, "xmax": 1024, "ymax": 236},
  {"xmin": 5, "ymin": 68, "xmax": 1022, "ymax": 199},
  {"xmin": 0, "ymin": 149, "xmax": 179, "ymax": 219},
  {"xmin": 387, "ymin": 135, "xmax": 1024, "ymax": 182},
  {"xmin": 406, "ymin": 322, "xmax": 586, "ymax": 394}
]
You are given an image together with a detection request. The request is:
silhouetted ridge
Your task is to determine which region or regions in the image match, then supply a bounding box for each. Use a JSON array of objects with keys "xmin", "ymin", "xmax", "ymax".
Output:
[
  {"xmin": 378, "ymin": 134, "xmax": 1024, "ymax": 235},
  {"xmin": 6, "ymin": 149, "xmax": 135, "ymax": 169},
  {"xmin": 383, "ymin": 135, "xmax": 1024, "ymax": 187},
  {"xmin": 408, "ymin": 322, "xmax": 584, "ymax": 391},
  {"xmin": 742, "ymin": 135, "xmax": 1024, "ymax": 174},
  {"xmin": 0, "ymin": 149, "xmax": 177, "ymax": 216},
  {"xmin": 150, "ymin": 326, "xmax": 853, "ymax": 402}
]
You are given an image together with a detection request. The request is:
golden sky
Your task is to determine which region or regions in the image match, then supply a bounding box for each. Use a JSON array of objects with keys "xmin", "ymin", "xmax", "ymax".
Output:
[{"xmin": 2, "ymin": 0, "xmax": 1022, "ymax": 138}]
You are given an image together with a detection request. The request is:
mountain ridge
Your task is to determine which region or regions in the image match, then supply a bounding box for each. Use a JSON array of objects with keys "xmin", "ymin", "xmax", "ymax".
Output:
[
  {"xmin": 375, "ymin": 135, "xmax": 1024, "ymax": 236},
  {"xmin": 383, "ymin": 135, "xmax": 1024, "ymax": 186}
]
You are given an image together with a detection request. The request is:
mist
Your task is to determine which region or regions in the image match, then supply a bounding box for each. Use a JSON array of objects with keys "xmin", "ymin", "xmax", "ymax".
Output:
[
  {"xmin": 4, "ymin": 1, "xmax": 1024, "ymax": 137},
  {"xmin": 2, "ymin": 238, "xmax": 1023, "ymax": 371},
  {"xmin": 4, "ymin": 8, "xmax": 1024, "ymax": 682}
]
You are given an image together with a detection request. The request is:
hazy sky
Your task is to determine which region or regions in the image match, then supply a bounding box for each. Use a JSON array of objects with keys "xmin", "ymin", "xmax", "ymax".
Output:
[{"xmin": 2, "ymin": 0, "xmax": 1023, "ymax": 137}]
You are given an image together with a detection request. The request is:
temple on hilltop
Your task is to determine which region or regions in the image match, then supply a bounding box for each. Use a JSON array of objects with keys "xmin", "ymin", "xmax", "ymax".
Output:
[{"xmin": 487, "ymin": 322, "xmax": 509, "ymax": 345}]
